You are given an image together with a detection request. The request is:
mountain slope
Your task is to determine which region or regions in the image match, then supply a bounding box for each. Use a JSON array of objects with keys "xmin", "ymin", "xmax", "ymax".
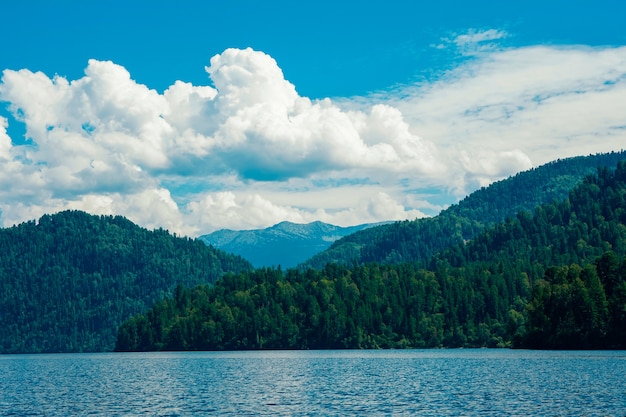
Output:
[
  {"xmin": 301, "ymin": 151, "xmax": 626, "ymax": 269},
  {"xmin": 116, "ymin": 162, "xmax": 626, "ymax": 351},
  {"xmin": 0, "ymin": 210, "xmax": 252, "ymax": 353},
  {"xmin": 198, "ymin": 221, "xmax": 384, "ymax": 268}
]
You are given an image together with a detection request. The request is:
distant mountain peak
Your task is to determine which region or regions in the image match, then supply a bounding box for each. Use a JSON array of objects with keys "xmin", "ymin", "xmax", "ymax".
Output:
[{"xmin": 198, "ymin": 220, "xmax": 386, "ymax": 268}]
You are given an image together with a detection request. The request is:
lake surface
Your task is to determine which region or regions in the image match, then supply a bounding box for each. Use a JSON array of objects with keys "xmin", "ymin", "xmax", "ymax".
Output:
[{"xmin": 1, "ymin": 349, "xmax": 624, "ymax": 416}]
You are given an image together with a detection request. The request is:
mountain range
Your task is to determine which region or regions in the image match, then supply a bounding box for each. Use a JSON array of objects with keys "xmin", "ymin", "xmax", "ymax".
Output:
[
  {"xmin": 116, "ymin": 159, "xmax": 626, "ymax": 351},
  {"xmin": 1, "ymin": 151, "xmax": 626, "ymax": 353},
  {"xmin": 199, "ymin": 151, "xmax": 626, "ymax": 270},
  {"xmin": 198, "ymin": 221, "xmax": 386, "ymax": 268}
]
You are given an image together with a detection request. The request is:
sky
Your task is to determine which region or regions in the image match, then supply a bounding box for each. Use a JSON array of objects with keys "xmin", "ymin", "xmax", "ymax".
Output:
[{"xmin": 1, "ymin": 0, "xmax": 625, "ymax": 236}]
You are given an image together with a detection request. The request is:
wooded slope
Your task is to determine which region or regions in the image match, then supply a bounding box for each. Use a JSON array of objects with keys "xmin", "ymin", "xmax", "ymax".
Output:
[{"xmin": 0, "ymin": 210, "xmax": 252, "ymax": 353}]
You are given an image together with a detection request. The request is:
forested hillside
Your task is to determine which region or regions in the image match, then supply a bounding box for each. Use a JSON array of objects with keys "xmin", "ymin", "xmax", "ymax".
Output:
[
  {"xmin": 116, "ymin": 162, "xmax": 626, "ymax": 351},
  {"xmin": 301, "ymin": 151, "xmax": 626, "ymax": 269},
  {"xmin": 0, "ymin": 211, "xmax": 252, "ymax": 353}
]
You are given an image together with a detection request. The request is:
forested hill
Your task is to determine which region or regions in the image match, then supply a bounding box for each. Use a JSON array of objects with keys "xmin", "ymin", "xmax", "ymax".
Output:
[
  {"xmin": 115, "ymin": 162, "xmax": 626, "ymax": 351},
  {"xmin": 0, "ymin": 210, "xmax": 252, "ymax": 353},
  {"xmin": 301, "ymin": 151, "xmax": 626, "ymax": 269}
]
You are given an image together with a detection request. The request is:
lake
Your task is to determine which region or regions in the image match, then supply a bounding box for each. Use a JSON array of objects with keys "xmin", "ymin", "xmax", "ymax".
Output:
[{"xmin": 1, "ymin": 349, "xmax": 624, "ymax": 416}]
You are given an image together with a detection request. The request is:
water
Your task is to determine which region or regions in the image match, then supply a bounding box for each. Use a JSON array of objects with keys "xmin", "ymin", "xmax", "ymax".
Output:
[{"xmin": 1, "ymin": 349, "xmax": 624, "ymax": 416}]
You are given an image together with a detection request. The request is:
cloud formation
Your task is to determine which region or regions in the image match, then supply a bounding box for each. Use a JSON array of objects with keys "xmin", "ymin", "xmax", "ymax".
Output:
[
  {"xmin": 386, "ymin": 39, "xmax": 626, "ymax": 192},
  {"xmin": 1, "ymin": 37, "xmax": 625, "ymax": 235},
  {"xmin": 436, "ymin": 28, "xmax": 509, "ymax": 56},
  {"xmin": 0, "ymin": 47, "xmax": 442, "ymax": 234}
]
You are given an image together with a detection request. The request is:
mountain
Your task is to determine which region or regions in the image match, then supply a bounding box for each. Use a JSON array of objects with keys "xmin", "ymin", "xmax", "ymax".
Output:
[
  {"xmin": 0, "ymin": 210, "xmax": 252, "ymax": 353},
  {"xmin": 198, "ymin": 221, "xmax": 385, "ymax": 268},
  {"xmin": 301, "ymin": 151, "xmax": 626, "ymax": 269},
  {"xmin": 116, "ymin": 161, "xmax": 626, "ymax": 351}
]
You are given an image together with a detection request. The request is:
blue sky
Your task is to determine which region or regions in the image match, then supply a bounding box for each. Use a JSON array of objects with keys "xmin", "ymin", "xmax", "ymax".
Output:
[
  {"xmin": 1, "ymin": 0, "xmax": 625, "ymax": 234},
  {"xmin": 4, "ymin": 1, "xmax": 624, "ymax": 97}
]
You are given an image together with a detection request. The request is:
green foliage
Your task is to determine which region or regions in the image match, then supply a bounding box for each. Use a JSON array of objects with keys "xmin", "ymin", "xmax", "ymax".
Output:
[
  {"xmin": 522, "ymin": 257, "xmax": 625, "ymax": 349},
  {"xmin": 5, "ymin": 154, "xmax": 626, "ymax": 353},
  {"xmin": 117, "ymin": 160, "xmax": 626, "ymax": 351},
  {"xmin": 116, "ymin": 263, "xmax": 485, "ymax": 351},
  {"xmin": 302, "ymin": 151, "xmax": 626, "ymax": 269},
  {"xmin": 0, "ymin": 211, "xmax": 252, "ymax": 353}
]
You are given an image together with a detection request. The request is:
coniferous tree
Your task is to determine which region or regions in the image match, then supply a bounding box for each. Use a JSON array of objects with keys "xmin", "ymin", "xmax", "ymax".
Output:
[{"xmin": 116, "ymin": 161, "xmax": 626, "ymax": 351}]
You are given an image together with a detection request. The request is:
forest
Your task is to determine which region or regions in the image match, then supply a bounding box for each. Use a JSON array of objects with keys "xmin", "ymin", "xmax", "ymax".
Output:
[
  {"xmin": 0, "ymin": 211, "xmax": 252, "ymax": 353},
  {"xmin": 301, "ymin": 151, "xmax": 626, "ymax": 269},
  {"xmin": 1, "ymin": 153, "xmax": 625, "ymax": 353},
  {"xmin": 115, "ymin": 161, "xmax": 626, "ymax": 351}
]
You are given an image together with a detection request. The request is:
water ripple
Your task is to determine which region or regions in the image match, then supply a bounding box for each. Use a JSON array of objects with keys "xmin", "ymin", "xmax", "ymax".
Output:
[{"xmin": 0, "ymin": 350, "xmax": 625, "ymax": 416}]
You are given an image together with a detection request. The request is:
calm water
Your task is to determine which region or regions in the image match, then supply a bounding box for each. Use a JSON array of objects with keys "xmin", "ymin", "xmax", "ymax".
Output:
[{"xmin": 1, "ymin": 349, "xmax": 625, "ymax": 416}]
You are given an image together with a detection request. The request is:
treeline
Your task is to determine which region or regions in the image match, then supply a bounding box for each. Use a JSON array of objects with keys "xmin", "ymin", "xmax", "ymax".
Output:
[
  {"xmin": 117, "ymin": 261, "xmax": 521, "ymax": 351},
  {"xmin": 115, "ymin": 255, "xmax": 625, "ymax": 352},
  {"xmin": 116, "ymin": 162, "xmax": 626, "ymax": 351},
  {"xmin": 0, "ymin": 211, "xmax": 252, "ymax": 353},
  {"xmin": 302, "ymin": 151, "xmax": 626, "ymax": 269}
]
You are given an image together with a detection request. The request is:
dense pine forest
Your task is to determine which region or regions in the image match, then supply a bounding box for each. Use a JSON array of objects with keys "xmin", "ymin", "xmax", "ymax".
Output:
[
  {"xmin": 115, "ymin": 161, "xmax": 626, "ymax": 351},
  {"xmin": 302, "ymin": 151, "xmax": 626, "ymax": 269},
  {"xmin": 0, "ymin": 211, "xmax": 252, "ymax": 353}
]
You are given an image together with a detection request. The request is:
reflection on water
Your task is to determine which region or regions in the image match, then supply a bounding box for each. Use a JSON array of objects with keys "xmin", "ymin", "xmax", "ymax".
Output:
[{"xmin": 1, "ymin": 349, "xmax": 625, "ymax": 416}]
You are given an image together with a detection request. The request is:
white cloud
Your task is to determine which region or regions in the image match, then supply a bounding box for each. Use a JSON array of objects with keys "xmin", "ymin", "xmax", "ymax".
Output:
[
  {"xmin": 0, "ymin": 116, "xmax": 12, "ymax": 159},
  {"xmin": 434, "ymin": 29, "xmax": 508, "ymax": 56},
  {"xmin": 458, "ymin": 149, "xmax": 533, "ymax": 190},
  {"xmin": 185, "ymin": 190, "xmax": 426, "ymax": 233},
  {"xmin": 454, "ymin": 29, "xmax": 508, "ymax": 50},
  {"xmin": 1, "ymin": 39, "xmax": 625, "ymax": 235},
  {"xmin": 187, "ymin": 191, "xmax": 308, "ymax": 232},
  {"xmin": 385, "ymin": 43, "xmax": 626, "ymax": 195},
  {"xmin": 0, "ymin": 48, "xmax": 439, "ymax": 233},
  {"xmin": 177, "ymin": 48, "xmax": 442, "ymax": 181}
]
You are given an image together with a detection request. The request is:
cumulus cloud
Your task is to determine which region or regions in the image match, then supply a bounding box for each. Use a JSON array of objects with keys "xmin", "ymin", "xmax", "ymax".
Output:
[
  {"xmin": 177, "ymin": 48, "xmax": 442, "ymax": 181},
  {"xmin": 0, "ymin": 117, "xmax": 12, "ymax": 159},
  {"xmin": 0, "ymin": 47, "xmax": 439, "ymax": 233},
  {"xmin": 1, "ymin": 39, "xmax": 625, "ymax": 234},
  {"xmin": 0, "ymin": 61, "xmax": 164, "ymax": 203}
]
